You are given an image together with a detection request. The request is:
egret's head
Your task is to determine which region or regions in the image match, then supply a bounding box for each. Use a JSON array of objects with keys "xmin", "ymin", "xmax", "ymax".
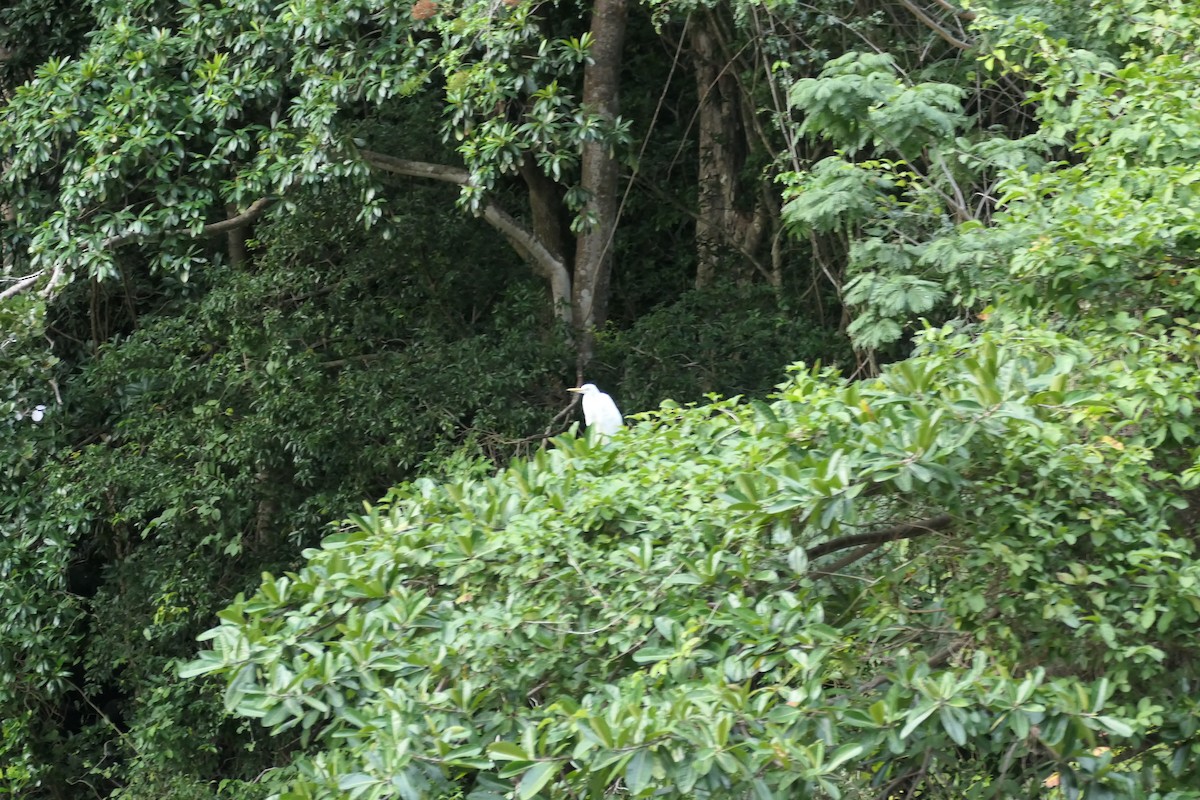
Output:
[{"xmin": 568, "ymin": 383, "xmax": 599, "ymax": 395}]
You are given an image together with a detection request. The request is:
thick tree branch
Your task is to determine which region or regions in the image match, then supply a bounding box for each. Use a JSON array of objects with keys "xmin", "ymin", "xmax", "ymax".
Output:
[
  {"xmin": 481, "ymin": 205, "xmax": 573, "ymax": 324},
  {"xmin": 806, "ymin": 513, "xmax": 953, "ymax": 561},
  {"xmin": 103, "ymin": 196, "xmax": 275, "ymax": 250},
  {"xmin": 812, "ymin": 542, "xmax": 885, "ymax": 577},
  {"xmin": 518, "ymin": 155, "xmax": 568, "ymax": 263},
  {"xmin": 361, "ymin": 150, "xmax": 472, "ymax": 185},
  {"xmin": 205, "ymin": 197, "xmax": 273, "ymax": 238},
  {"xmin": 362, "ymin": 149, "xmax": 572, "ymax": 324},
  {"xmin": 226, "ymin": 202, "xmax": 249, "ymax": 267},
  {"xmin": 895, "ymin": 0, "xmax": 972, "ymax": 50},
  {"xmin": 0, "ymin": 271, "xmax": 41, "ymax": 302}
]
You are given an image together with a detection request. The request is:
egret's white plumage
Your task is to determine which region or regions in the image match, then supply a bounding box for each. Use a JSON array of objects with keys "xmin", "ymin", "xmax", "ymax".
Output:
[{"xmin": 568, "ymin": 383, "xmax": 623, "ymax": 437}]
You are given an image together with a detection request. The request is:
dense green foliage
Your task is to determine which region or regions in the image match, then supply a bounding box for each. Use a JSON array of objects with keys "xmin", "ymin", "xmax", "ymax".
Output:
[
  {"xmin": 190, "ymin": 319, "xmax": 1200, "ymax": 799},
  {"xmin": 5, "ymin": 0, "xmax": 1200, "ymax": 797},
  {"xmin": 1, "ymin": 175, "xmax": 824, "ymax": 796}
]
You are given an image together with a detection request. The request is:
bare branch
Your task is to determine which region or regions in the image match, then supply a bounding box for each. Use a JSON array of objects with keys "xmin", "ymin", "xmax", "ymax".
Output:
[
  {"xmin": 859, "ymin": 638, "xmax": 961, "ymax": 694},
  {"xmin": 41, "ymin": 263, "xmax": 64, "ymax": 298},
  {"xmin": 895, "ymin": 0, "xmax": 972, "ymax": 50},
  {"xmin": 362, "ymin": 149, "xmax": 573, "ymax": 323},
  {"xmin": 806, "ymin": 513, "xmax": 953, "ymax": 561},
  {"xmin": 811, "ymin": 541, "xmax": 886, "ymax": 577},
  {"xmin": 542, "ymin": 394, "xmax": 582, "ymax": 442},
  {"xmin": 481, "ymin": 205, "xmax": 573, "ymax": 324},
  {"xmin": 361, "ymin": 150, "xmax": 471, "ymax": 185},
  {"xmin": 203, "ymin": 197, "xmax": 274, "ymax": 238},
  {"xmin": 857, "ymin": 608, "xmax": 998, "ymax": 694}
]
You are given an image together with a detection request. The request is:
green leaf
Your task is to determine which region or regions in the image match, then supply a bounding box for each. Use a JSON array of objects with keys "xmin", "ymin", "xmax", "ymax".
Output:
[
  {"xmin": 939, "ymin": 706, "xmax": 967, "ymax": 746},
  {"xmin": 826, "ymin": 742, "xmax": 866, "ymax": 771},
  {"xmin": 337, "ymin": 773, "xmax": 377, "ymax": 791},
  {"xmin": 488, "ymin": 742, "xmax": 531, "ymax": 761},
  {"xmin": 1095, "ymin": 715, "xmax": 1135, "ymax": 738},
  {"xmin": 900, "ymin": 702, "xmax": 939, "ymax": 740},
  {"xmin": 177, "ymin": 654, "xmax": 221, "ymax": 678},
  {"xmin": 517, "ymin": 761, "xmax": 561, "ymax": 799},
  {"xmin": 786, "ymin": 546, "xmax": 809, "ymax": 575},
  {"xmin": 625, "ymin": 748, "xmax": 655, "ymax": 795}
]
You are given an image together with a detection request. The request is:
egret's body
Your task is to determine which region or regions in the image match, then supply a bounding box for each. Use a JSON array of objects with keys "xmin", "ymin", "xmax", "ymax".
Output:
[{"xmin": 568, "ymin": 384, "xmax": 623, "ymax": 437}]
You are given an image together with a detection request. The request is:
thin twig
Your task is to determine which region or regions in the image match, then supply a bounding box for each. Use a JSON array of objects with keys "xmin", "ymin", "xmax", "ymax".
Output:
[
  {"xmin": 857, "ymin": 608, "xmax": 999, "ymax": 694},
  {"xmin": 542, "ymin": 394, "xmax": 582, "ymax": 441}
]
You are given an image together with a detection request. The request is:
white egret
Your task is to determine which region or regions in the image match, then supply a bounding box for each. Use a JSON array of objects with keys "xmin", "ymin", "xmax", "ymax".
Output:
[
  {"xmin": 15, "ymin": 404, "xmax": 47, "ymax": 423},
  {"xmin": 567, "ymin": 384, "xmax": 623, "ymax": 438}
]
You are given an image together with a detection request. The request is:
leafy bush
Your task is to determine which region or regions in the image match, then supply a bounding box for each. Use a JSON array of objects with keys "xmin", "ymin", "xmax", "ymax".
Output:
[
  {"xmin": 0, "ymin": 179, "xmax": 574, "ymax": 796},
  {"xmin": 187, "ymin": 317, "xmax": 1200, "ymax": 798}
]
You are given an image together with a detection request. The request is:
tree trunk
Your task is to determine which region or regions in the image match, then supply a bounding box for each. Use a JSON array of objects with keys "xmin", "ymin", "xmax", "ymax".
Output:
[
  {"xmin": 364, "ymin": 0, "xmax": 632, "ymax": 370},
  {"xmin": 520, "ymin": 155, "xmax": 569, "ymax": 265},
  {"xmin": 691, "ymin": 13, "xmax": 767, "ymax": 289},
  {"xmin": 572, "ymin": 0, "xmax": 628, "ymax": 367},
  {"xmin": 519, "ymin": 155, "xmax": 573, "ymax": 323},
  {"xmin": 226, "ymin": 202, "xmax": 248, "ymax": 267},
  {"xmin": 1, "ymin": 159, "xmax": 11, "ymax": 271}
]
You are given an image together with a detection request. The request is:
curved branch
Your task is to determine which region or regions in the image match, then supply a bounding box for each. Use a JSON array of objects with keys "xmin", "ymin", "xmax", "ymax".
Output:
[
  {"xmin": 362, "ymin": 149, "xmax": 572, "ymax": 324},
  {"xmin": 806, "ymin": 513, "xmax": 953, "ymax": 561},
  {"xmin": 202, "ymin": 197, "xmax": 274, "ymax": 238},
  {"xmin": 102, "ymin": 196, "xmax": 275, "ymax": 250},
  {"xmin": 481, "ymin": 204, "xmax": 572, "ymax": 325}
]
